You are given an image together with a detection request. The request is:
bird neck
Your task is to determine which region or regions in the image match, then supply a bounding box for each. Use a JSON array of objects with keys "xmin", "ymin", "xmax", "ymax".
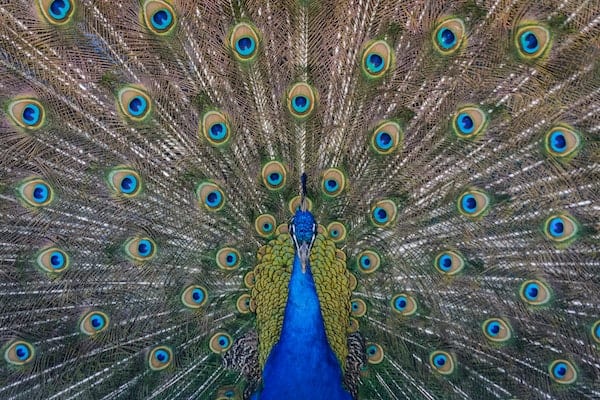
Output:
[{"xmin": 256, "ymin": 252, "xmax": 351, "ymax": 399}]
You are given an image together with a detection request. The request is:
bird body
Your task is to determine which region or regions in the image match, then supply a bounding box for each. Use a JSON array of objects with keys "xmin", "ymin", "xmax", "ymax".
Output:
[{"xmin": 1, "ymin": 1, "xmax": 600, "ymax": 399}]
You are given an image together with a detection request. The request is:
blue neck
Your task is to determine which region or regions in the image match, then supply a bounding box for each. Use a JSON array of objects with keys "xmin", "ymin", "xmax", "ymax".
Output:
[{"xmin": 254, "ymin": 253, "xmax": 351, "ymax": 400}]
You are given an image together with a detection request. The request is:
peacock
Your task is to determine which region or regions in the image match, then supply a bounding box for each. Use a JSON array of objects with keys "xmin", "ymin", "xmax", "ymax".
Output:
[{"xmin": 0, "ymin": 0, "xmax": 599, "ymax": 399}]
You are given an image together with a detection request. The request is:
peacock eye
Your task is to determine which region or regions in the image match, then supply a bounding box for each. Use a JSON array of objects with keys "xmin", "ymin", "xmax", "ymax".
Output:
[
  {"xmin": 457, "ymin": 188, "xmax": 490, "ymax": 218},
  {"xmin": 326, "ymin": 222, "xmax": 347, "ymax": 243},
  {"xmin": 519, "ymin": 279, "xmax": 551, "ymax": 306},
  {"xmin": 350, "ymin": 298, "xmax": 367, "ymax": 318},
  {"xmin": 125, "ymin": 237, "xmax": 157, "ymax": 261},
  {"xmin": 543, "ymin": 124, "xmax": 581, "ymax": 160},
  {"xmin": 549, "ymin": 359, "xmax": 577, "ymax": 384},
  {"xmin": 181, "ymin": 285, "xmax": 208, "ymax": 309},
  {"xmin": 288, "ymin": 195, "xmax": 313, "ymax": 214},
  {"xmin": 356, "ymin": 250, "xmax": 380, "ymax": 274},
  {"xmin": 38, "ymin": 0, "xmax": 75, "ymax": 25},
  {"xmin": 17, "ymin": 178, "xmax": 54, "ymax": 208},
  {"xmin": 429, "ymin": 351, "xmax": 455, "ymax": 375},
  {"xmin": 217, "ymin": 386, "xmax": 241, "ymax": 400},
  {"xmin": 321, "ymin": 168, "xmax": 346, "ymax": 197},
  {"xmin": 261, "ymin": 161, "xmax": 287, "ymax": 190},
  {"xmin": 107, "ymin": 168, "xmax": 142, "ymax": 197},
  {"xmin": 452, "ymin": 106, "xmax": 487, "ymax": 139},
  {"xmin": 543, "ymin": 214, "xmax": 578, "ymax": 245},
  {"xmin": 209, "ymin": 332, "xmax": 233, "ymax": 353},
  {"xmin": 515, "ymin": 24, "xmax": 551, "ymax": 60},
  {"xmin": 8, "ymin": 99, "xmax": 46, "ymax": 130},
  {"xmin": 148, "ymin": 346, "xmax": 173, "ymax": 371},
  {"xmin": 36, "ymin": 247, "xmax": 70, "ymax": 274},
  {"xmin": 236, "ymin": 293, "xmax": 253, "ymax": 314},
  {"xmin": 591, "ymin": 320, "xmax": 600, "ymax": 344},
  {"xmin": 370, "ymin": 199, "xmax": 397, "ymax": 228},
  {"xmin": 80, "ymin": 311, "xmax": 109, "ymax": 336},
  {"xmin": 434, "ymin": 250, "xmax": 465, "ymax": 275},
  {"xmin": 201, "ymin": 110, "xmax": 231, "ymax": 146},
  {"xmin": 371, "ymin": 121, "xmax": 402, "ymax": 154},
  {"xmin": 482, "ymin": 318, "xmax": 512, "ymax": 343},
  {"xmin": 365, "ymin": 342, "xmax": 384, "ymax": 364},
  {"xmin": 117, "ymin": 86, "xmax": 152, "ymax": 121},
  {"xmin": 433, "ymin": 18, "xmax": 466, "ymax": 55},
  {"xmin": 229, "ymin": 23, "xmax": 260, "ymax": 62},
  {"xmin": 287, "ymin": 82, "xmax": 317, "ymax": 119},
  {"xmin": 4, "ymin": 340, "xmax": 35, "ymax": 365},
  {"xmin": 216, "ymin": 247, "xmax": 241, "ymax": 270},
  {"xmin": 361, "ymin": 40, "xmax": 392, "ymax": 78},
  {"xmin": 143, "ymin": 1, "xmax": 176, "ymax": 34},
  {"xmin": 391, "ymin": 293, "xmax": 417, "ymax": 316},
  {"xmin": 255, "ymin": 214, "xmax": 277, "ymax": 238},
  {"xmin": 243, "ymin": 271, "xmax": 256, "ymax": 288},
  {"xmin": 196, "ymin": 182, "xmax": 225, "ymax": 211}
]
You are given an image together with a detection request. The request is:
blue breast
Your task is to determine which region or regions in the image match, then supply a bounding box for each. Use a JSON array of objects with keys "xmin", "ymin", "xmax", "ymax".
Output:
[{"xmin": 253, "ymin": 253, "xmax": 352, "ymax": 399}]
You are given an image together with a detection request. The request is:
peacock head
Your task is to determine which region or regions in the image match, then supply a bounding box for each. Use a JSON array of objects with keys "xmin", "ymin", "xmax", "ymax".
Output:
[{"xmin": 289, "ymin": 173, "xmax": 317, "ymax": 273}]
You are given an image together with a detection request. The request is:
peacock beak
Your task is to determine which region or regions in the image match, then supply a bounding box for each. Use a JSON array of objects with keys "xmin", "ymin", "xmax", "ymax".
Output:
[{"xmin": 297, "ymin": 242, "xmax": 310, "ymax": 273}]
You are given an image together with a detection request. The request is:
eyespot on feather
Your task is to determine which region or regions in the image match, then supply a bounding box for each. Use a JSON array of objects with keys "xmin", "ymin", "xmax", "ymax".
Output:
[
  {"xmin": 7, "ymin": 98, "xmax": 46, "ymax": 130},
  {"xmin": 80, "ymin": 311, "xmax": 109, "ymax": 336},
  {"xmin": 229, "ymin": 22, "xmax": 260, "ymax": 62},
  {"xmin": 201, "ymin": 110, "xmax": 231, "ymax": 147},
  {"xmin": 117, "ymin": 86, "xmax": 152, "ymax": 121},
  {"xmin": 181, "ymin": 285, "xmax": 208, "ymax": 309},
  {"xmin": 287, "ymin": 82, "xmax": 317, "ymax": 119},
  {"xmin": 17, "ymin": 178, "xmax": 54, "ymax": 208},
  {"xmin": 196, "ymin": 182, "xmax": 225, "ymax": 211},
  {"xmin": 433, "ymin": 18, "xmax": 466, "ymax": 55},
  {"xmin": 148, "ymin": 346, "xmax": 172, "ymax": 371},
  {"xmin": 4, "ymin": 340, "xmax": 35, "ymax": 366},
  {"xmin": 361, "ymin": 40, "xmax": 393, "ymax": 78},
  {"xmin": 143, "ymin": 0, "xmax": 177, "ymax": 35},
  {"xmin": 36, "ymin": 247, "xmax": 70, "ymax": 274},
  {"xmin": 38, "ymin": 0, "xmax": 75, "ymax": 25}
]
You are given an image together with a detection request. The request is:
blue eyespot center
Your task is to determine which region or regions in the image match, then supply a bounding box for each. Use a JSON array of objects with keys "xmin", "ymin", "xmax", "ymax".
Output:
[
  {"xmin": 550, "ymin": 131, "xmax": 567, "ymax": 152},
  {"xmin": 461, "ymin": 194, "xmax": 477, "ymax": 213},
  {"xmin": 268, "ymin": 172, "xmax": 282, "ymax": 186},
  {"xmin": 366, "ymin": 53, "xmax": 384, "ymax": 73},
  {"xmin": 155, "ymin": 349, "xmax": 169, "ymax": 363},
  {"xmin": 128, "ymin": 96, "xmax": 147, "ymax": 116},
  {"xmin": 438, "ymin": 28, "xmax": 456, "ymax": 49},
  {"xmin": 90, "ymin": 314, "xmax": 105, "ymax": 329},
  {"xmin": 439, "ymin": 254, "xmax": 452, "ymax": 271},
  {"xmin": 192, "ymin": 288, "xmax": 204, "ymax": 303},
  {"xmin": 326, "ymin": 179, "xmax": 339, "ymax": 192},
  {"xmin": 525, "ymin": 283, "xmax": 539, "ymax": 300},
  {"xmin": 206, "ymin": 191, "xmax": 222, "ymax": 207},
  {"xmin": 33, "ymin": 183, "xmax": 49, "ymax": 203},
  {"xmin": 331, "ymin": 229, "xmax": 339, "ymax": 237},
  {"xmin": 553, "ymin": 363, "xmax": 567, "ymax": 378},
  {"xmin": 151, "ymin": 9, "xmax": 173, "ymax": 30},
  {"xmin": 262, "ymin": 222, "xmax": 273, "ymax": 232},
  {"xmin": 15, "ymin": 344, "xmax": 30, "ymax": 360},
  {"xmin": 376, "ymin": 131, "xmax": 393, "ymax": 149},
  {"xmin": 487, "ymin": 321, "xmax": 501, "ymax": 336},
  {"xmin": 209, "ymin": 123, "xmax": 227, "ymax": 140},
  {"xmin": 434, "ymin": 354, "xmax": 446, "ymax": 367},
  {"xmin": 236, "ymin": 37, "xmax": 255, "ymax": 56},
  {"xmin": 395, "ymin": 296, "xmax": 407, "ymax": 310},
  {"xmin": 549, "ymin": 217, "xmax": 564, "ymax": 237},
  {"xmin": 218, "ymin": 336, "xmax": 229, "ymax": 347},
  {"xmin": 49, "ymin": 0, "xmax": 70, "ymax": 20},
  {"xmin": 457, "ymin": 113, "xmax": 474, "ymax": 134},
  {"xmin": 138, "ymin": 240, "xmax": 152, "ymax": 257},
  {"xmin": 360, "ymin": 255, "xmax": 371, "ymax": 269},
  {"xmin": 225, "ymin": 253, "xmax": 237, "ymax": 266},
  {"xmin": 22, "ymin": 104, "xmax": 41, "ymax": 125},
  {"xmin": 292, "ymin": 95, "xmax": 310, "ymax": 113},
  {"xmin": 367, "ymin": 345, "xmax": 377, "ymax": 355},
  {"xmin": 120, "ymin": 175, "xmax": 138, "ymax": 194},
  {"xmin": 520, "ymin": 31, "xmax": 539, "ymax": 54},
  {"xmin": 50, "ymin": 251, "xmax": 65, "ymax": 269},
  {"xmin": 373, "ymin": 207, "xmax": 388, "ymax": 223}
]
